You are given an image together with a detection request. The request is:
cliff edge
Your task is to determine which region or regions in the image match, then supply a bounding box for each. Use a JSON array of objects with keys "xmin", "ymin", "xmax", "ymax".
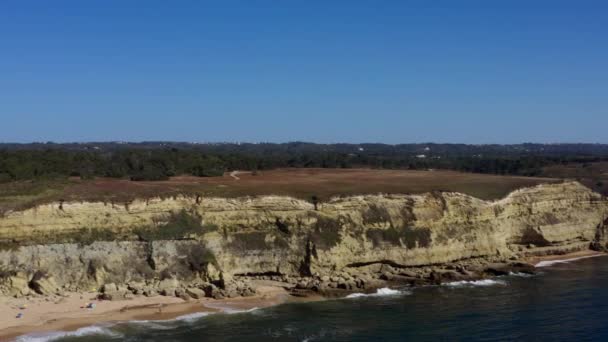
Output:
[{"xmin": 0, "ymin": 181, "xmax": 606, "ymax": 298}]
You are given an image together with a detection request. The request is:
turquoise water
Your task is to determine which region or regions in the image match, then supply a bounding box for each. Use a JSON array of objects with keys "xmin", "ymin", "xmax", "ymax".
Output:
[{"xmin": 17, "ymin": 256, "xmax": 608, "ymax": 341}]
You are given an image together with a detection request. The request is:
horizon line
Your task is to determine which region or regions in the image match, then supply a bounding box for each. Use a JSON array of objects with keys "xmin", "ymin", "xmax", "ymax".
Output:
[{"xmin": 1, "ymin": 141, "xmax": 608, "ymax": 146}]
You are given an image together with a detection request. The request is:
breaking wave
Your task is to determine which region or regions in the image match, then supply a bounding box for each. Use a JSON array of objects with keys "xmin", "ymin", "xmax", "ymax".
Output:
[
  {"xmin": 345, "ymin": 287, "xmax": 409, "ymax": 298},
  {"xmin": 14, "ymin": 306, "xmax": 260, "ymax": 341},
  {"xmin": 508, "ymin": 272, "xmax": 535, "ymax": 277},
  {"xmin": 223, "ymin": 307, "xmax": 260, "ymax": 314},
  {"xmin": 14, "ymin": 325, "xmax": 121, "ymax": 342},
  {"xmin": 535, "ymin": 255, "xmax": 604, "ymax": 267},
  {"xmin": 445, "ymin": 279, "xmax": 506, "ymax": 287},
  {"xmin": 125, "ymin": 307, "xmax": 259, "ymax": 331},
  {"xmin": 202, "ymin": 302, "xmax": 260, "ymax": 314},
  {"xmin": 129, "ymin": 311, "xmax": 212, "ymax": 328}
]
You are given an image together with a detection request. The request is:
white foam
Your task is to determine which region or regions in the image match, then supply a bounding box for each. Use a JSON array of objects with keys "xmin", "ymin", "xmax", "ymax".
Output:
[
  {"xmin": 376, "ymin": 287, "xmax": 402, "ymax": 295},
  {"xmin": 445, "ymin": 279, "xmax": 506, "ymax": 287},
  {"xmin": 14, "ymin": 302, "xmax": 263, "ymax": 341},
  {"xmin": 15, "ymin": 325, "xmax": 121, "ymax": 342},
  {"xmin": 130, "ymin": 311, "xmax": 212, "ymax": 327},
  {"xmin": 345, "ymin": 287, "xmax": 406, "ymax": 298},
  {"xmin": 535, "ymin": 254, "xmax": 604, "ymax": 267},
  {"xmin": 223, "ymin": 306, "xmax": 259, "ymax": 314},
  {"xmin": 204, "ymin": 302, "xmax": 260, "ymax": 314},
  {"xmin": 172, "ymin": 311, "xmax": 212, "ymax": 322},
  {"xmin": 508, "ymin": 271, "xmax": 534, "ymax": 277},
  {"xmin": 15, "ymin": 308, "xmax": 231, "ymax": 340}
]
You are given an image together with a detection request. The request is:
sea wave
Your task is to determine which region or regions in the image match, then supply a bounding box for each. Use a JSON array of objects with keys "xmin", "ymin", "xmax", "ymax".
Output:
[
  {"xmin": 508, "ymin": 272, "xmax": 535, "ymax": 277},
  {"xmin": 14, "ymin": 325, "xmax": 121, "ymax": 342},
  {"xmin": 223, "ymin": 307, "xmax": 259, "ymax": 314},
  {"xmin": 444, "ymin": 279, "xmax": 506, "ymax": 287},
  {"xmin": 345, "ymin": 287, "xmax": 408, "ymax": 298},
  {"xmin": 535, "ymin": 254, "xmax": 604, "ymax": 267},
  {"xmin": 14, "ymin": 306, "xmax": 260, "ymax": 340},
  {"xmin": 129, "ymin": 311, "xmax": 212, "ymax": 327},
  {"xmin": 202, "ymin": 302, "xmax": 260, "ymax": 314},
  {"xmin": 173, "ymin": 311, "xmax": 212, "ymax": 321},
  {"xmin": 126, "ymin": 307, "xmax": 258, "ymax": 330}
]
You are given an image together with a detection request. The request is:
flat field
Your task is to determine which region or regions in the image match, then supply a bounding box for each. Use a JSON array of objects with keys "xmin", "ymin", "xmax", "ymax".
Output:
[
  {"xmin": 541, "ymin": 161, "xmax": 608, "ymax": 195},
  {"xmin": 0, "ymin": 168, "xmax": 560, "ymax": 214}
]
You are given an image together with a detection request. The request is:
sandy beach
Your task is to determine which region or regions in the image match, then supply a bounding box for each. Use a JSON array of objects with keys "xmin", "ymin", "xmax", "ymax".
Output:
[
  {"xmin": 2, "ymin": 250, "xmax": 607, "ymax": 341},
  {"xmin": 0, "ymin": 282, "xmax": 295, "ymax": 341},
  {"xmin": 525, "ymin": 249, "xmax": 607, "ymax": 267}
]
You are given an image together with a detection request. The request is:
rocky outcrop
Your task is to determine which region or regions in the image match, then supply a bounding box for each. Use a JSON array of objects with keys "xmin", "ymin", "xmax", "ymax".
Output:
[{"xmin": 0, "ymin": 181, "xmax": 606, "ymax": 298}]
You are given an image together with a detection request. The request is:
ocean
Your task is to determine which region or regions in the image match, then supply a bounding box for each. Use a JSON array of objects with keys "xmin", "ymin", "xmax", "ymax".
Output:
[{"xmin": 16, "ymin": 255, "xmax": 608, "ymax": 342}]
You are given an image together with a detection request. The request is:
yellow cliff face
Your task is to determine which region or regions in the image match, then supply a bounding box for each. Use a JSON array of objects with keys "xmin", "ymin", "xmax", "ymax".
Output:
[{"xmin": 0, "ymin": 181, "xmax": 606, "ymax": 294}]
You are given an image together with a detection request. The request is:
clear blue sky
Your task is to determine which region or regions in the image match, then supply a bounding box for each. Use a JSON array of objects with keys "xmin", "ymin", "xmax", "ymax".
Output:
[{"xmin": 1, "ymin": 1, "xmax": 607, "ymax": 144}]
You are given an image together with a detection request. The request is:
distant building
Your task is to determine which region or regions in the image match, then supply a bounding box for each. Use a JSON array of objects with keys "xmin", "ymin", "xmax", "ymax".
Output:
[{"xmin": 416, "ymin": 154, "xmax": 426, "ymax": 159}]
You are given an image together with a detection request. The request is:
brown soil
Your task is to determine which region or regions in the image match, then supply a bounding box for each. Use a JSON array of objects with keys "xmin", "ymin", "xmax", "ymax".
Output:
[{"xmin": 0, "ymin": 168, "xmax": 559, "ymax": 213}]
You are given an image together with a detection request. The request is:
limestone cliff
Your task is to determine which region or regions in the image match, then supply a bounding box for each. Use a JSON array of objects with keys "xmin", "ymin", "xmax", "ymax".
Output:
[{"xmin": 0, "ymin": 181, "xmax": 606, "ymax": 297}]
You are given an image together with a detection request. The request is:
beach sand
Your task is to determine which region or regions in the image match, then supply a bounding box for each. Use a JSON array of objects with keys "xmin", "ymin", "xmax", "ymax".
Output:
[
  {"xmin": 0, "ymin": 282, "xmax": 293, "ymax": 341},
  {"xmin": 3, "ymin": 251, "xmax": 607, "ymax": 341},
  {"xmin": 526, "ymin": 249, "xmax": 607, "ymax": 267}
]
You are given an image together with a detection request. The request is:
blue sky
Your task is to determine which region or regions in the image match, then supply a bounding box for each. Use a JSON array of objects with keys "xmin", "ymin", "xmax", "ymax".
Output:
[{"xmin": 1, "ymin": 1, "xmax": 607, "ymax": 143}]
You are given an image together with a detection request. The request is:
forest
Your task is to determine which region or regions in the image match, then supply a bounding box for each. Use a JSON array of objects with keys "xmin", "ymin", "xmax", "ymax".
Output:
[{"xmin": 1, "ymin": 142, "xmax": 608, "ymax": 182}]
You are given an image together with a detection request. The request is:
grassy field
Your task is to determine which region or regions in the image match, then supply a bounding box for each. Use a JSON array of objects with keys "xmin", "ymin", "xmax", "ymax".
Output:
[
  {"xmin": 541, "ymin": 161, "xmax": 608, "ymax": 195},
  {"xmin": 0, "ymin": 168, "xmax": 561, "ymax": 214}
]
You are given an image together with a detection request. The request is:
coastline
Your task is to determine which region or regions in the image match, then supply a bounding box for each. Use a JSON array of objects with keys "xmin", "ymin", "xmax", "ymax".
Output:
[
  {"xmin": 0, "ymin": 283, "xmax": 300, "ymax": 341},
  {"xmin": 525, "ymin": 249, "xmax": 607, "ymax": 267},
  {"xmin": 2, "ymin": 250, "xmax": 607, "ymax": 341}
]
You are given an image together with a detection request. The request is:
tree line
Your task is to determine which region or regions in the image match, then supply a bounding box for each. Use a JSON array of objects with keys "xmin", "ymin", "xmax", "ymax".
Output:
[{"xmin": 1, "ymin": 143, "xmax": 608, "ymax": 183}]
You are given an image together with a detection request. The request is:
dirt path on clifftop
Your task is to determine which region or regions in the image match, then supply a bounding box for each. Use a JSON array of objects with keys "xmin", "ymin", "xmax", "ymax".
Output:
[{"xmin": 230, "ymin": 171, "xmax": 241, "ymax": 180}]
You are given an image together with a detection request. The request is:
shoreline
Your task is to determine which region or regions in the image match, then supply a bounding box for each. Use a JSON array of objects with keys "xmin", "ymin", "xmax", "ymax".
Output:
[
  {"xmin": 525, "ymin": 249, "xmax": 607, "ymax": 267},
  {"xmin": 3, "ymin": 250, "xmax": 607, "ymax": 341},
  {"xmin": 0, "ymin": 284, "xmax": 300, "ymax": 341}
]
